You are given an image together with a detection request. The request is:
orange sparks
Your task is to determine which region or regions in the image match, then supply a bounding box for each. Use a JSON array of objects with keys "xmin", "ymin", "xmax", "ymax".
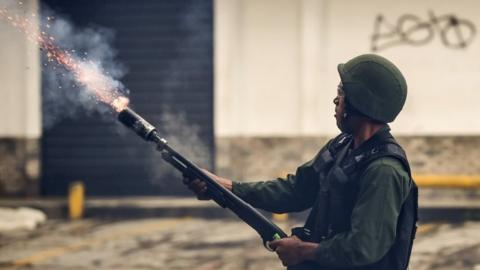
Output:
[
  {"xmin": 0, "ymin": 7, "xmax": 129, "ymax": 112},
  {"xmin": 111, "ymin": 96, "xmax": 130, "ymax": 112}
]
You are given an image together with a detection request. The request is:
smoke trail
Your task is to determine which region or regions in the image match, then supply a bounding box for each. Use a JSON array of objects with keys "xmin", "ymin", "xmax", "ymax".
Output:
[
  {"xmin": 0, "ymin": 1, "xmax": 129, "ymax": 128},
  {"xmin": 40, "ymin": 8, "xmax": 128, "ymax": 128}
]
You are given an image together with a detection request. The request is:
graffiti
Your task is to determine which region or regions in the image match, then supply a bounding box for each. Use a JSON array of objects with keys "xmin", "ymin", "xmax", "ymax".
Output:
[{"xmin": 371, "ymin": 11, "xmax": 476, "ymax": 51}]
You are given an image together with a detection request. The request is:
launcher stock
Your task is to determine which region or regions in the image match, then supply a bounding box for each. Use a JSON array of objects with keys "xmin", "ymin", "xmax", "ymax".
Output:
[{"xmin": 117, "ymin": 107, "xmax": 288, "ymax": 247}]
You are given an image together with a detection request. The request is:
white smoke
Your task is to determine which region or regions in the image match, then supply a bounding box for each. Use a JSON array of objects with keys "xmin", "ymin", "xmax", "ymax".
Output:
[
  {"xmin": 40, "ymin": 7, "xmax": 128, "ymax": 128},
  {"xmin": 1, "ymin": 1, "xmax": 213, "ymax": 192},
  {"xmin": 159, "ymin": 108, "xmax": 211, "ymax": 166},
  {"xmin": 146, "ymin": 2, "xmax": 214, "ymax": 187}
]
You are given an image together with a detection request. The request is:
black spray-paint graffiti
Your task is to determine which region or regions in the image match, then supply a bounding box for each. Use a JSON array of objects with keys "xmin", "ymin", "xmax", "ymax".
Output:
[{"xmin": 371, "ymin": 11, "xmax": 476, "ymax": 51}]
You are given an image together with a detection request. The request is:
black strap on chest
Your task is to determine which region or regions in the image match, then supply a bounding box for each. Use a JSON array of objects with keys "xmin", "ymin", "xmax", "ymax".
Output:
[
  {"xmin": 311, "ymin": 132, "xmax": 351, "ymax": 174},
  {"xmin": 306, "ymin": 133, "xmax": 353, "ymax": 240}
]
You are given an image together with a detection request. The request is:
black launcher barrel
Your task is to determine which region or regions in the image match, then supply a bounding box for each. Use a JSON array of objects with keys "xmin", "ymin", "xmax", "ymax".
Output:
[{"xmin": 118, "ymin": 108, "xmax": 158, "ymax": 142}]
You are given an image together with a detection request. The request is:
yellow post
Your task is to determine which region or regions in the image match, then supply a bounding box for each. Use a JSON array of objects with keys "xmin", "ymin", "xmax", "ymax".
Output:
[
  {"xmin": 272, "ymin": 213, "xmax": 289, "ymax": 222},
  {"xmin": 414, "ymin": 175, "xmax": 480, "ymax": 188},
  {"xmin": 69, "ymin": 181, "xmax": 85, "ymax": 220}
]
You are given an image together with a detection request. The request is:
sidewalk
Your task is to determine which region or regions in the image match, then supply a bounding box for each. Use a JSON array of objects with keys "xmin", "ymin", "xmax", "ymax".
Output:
[
  {"xmin": 3, "ymin": 217, "xmax": 475, "ymax": 270},
  {"xmin": 0, "ymin": 197, "xmax": 226, "ymax": 219},
  {"xmin": 0, "ymin": 188, "xmax": 479, "ymax": 221}
]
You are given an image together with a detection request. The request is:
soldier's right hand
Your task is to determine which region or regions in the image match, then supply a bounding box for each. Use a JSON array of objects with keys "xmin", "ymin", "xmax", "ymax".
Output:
[
  {"xmin": 183, "ymin": 177, "xmax": 210, "ymax": 200},
  {"xmin": 182, "ymin": 169, "xmax": 233, "ymax": 200}
]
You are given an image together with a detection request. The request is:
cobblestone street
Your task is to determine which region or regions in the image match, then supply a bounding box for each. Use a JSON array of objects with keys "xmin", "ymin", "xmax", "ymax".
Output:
[{"xmin": 1, "ymin": 218, "xmax": 480, "ymax": 270}]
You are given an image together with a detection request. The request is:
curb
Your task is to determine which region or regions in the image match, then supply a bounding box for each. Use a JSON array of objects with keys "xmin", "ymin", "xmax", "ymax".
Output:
[{"xmin": 0, "ymin": 196, "xmax": 480, "ymax": 222}]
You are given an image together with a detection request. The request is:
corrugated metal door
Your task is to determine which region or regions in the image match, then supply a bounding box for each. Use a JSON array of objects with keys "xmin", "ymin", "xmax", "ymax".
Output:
[{"xmin": 41, "ymin": 0, "xmax": 214, "ymax": 196}]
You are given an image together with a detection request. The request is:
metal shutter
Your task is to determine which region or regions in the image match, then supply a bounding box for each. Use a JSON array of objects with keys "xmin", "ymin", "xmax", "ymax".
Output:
[{"xmin": 41, "ymin": 0, "xmax": 214, "ymax": 196}]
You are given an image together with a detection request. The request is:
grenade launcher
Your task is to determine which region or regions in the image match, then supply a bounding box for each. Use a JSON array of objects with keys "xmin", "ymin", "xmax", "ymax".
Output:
[{"xmin": 117, "ymin": 107, "xmax": 287, "ymax": 248}]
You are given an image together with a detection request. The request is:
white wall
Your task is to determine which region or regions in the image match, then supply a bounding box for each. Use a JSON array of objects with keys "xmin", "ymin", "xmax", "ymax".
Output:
[
  {"xmin": 215, "ymin": 0, "xmax": 480, "ymax": 136},
  {"xmin": 0, "ymin": 0, "xmax": 41, "ymax": 138}
]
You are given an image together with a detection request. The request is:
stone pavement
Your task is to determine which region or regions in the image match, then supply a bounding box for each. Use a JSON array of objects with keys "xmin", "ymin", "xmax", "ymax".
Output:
[
  {"xmin": 1, "ymin": 191, "xmax": 480, "ymax": 221},
  {"xmin": 1, "ymin": 218, "xmax": 480, "ymax": 270}
]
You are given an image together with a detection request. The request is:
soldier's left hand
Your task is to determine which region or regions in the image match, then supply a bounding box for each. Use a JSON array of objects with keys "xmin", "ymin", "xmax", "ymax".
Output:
[{"xmin": 269, "ymin": 235, "xmax": 305, "ymax": 266}]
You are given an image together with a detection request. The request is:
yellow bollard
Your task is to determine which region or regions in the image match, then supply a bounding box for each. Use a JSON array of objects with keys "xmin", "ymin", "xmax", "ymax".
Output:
[
  {"xmin": 414, "ymin": 175, "xmax": 480, "ymax": 188},
  {"xmin": 69, "ymin": 181, "xmax": 85, "ymax": 220},
  {"xmin": 272, "ymin": 213, "xmax": 289, "ymax": 222}
]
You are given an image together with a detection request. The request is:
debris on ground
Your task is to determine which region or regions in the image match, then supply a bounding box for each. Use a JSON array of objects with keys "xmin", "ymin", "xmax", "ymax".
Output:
[{"xmin": 0, "ymin": 207, "xmax": 46, "ymax": 232}]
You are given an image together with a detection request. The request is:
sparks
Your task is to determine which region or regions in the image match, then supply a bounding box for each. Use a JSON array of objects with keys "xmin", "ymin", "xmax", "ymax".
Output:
[
  {"xmin": 111, "ymin": 96, "xmax": 130, "ymax": 112},
  {"xmin": 0, "ymin": 7, "xmax": 129, "ymax": 112}
]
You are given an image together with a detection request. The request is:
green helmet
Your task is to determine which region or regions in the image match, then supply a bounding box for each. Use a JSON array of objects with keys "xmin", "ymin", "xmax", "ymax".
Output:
[{"xmin": 337, "ymin": 54, "xmax": 407, "ymax": 123}]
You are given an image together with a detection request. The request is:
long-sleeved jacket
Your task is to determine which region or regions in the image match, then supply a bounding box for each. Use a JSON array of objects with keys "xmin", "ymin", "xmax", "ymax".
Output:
[{"xmin": 232, "ymin": 133, "xmax": 411, "ymax": 268}]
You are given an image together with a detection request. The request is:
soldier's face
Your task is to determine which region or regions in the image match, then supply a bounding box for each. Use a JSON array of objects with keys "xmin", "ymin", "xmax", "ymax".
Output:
[{"xmin": 334, "ymin": 83, "xmax": 347, "ymax": 132}]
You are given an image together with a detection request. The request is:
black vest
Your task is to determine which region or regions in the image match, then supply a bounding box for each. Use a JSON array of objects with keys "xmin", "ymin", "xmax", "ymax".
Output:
[{"xmin": 291, "ymin": 129, "xmax": 418, "ymax": 270}]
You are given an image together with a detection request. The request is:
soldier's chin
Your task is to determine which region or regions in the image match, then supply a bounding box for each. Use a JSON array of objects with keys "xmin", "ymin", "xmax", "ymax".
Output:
[
  {"xmin": 337, "ymin": 119, "xmax": 351, "ymax": 133},
  {"xmin": 336, "ymin": 120, "xmax": 343, "ymax": 132}
]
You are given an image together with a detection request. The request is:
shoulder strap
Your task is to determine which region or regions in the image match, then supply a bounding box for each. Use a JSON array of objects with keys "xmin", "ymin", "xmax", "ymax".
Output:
[
  {"xmin": 341, "ymin": 138, "xmax": 412, "ymax": 179},
  {"xmin": 312, "ymin": 133, "xmax": 352, "ymax": 173}
]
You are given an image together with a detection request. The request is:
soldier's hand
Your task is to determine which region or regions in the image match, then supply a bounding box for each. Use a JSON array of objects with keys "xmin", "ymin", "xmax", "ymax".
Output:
[
  {"xmin": 183, "ymin": 177, "xmax": 210, "ymax": 200},
  {"xmin": 269, "ymin": 236, "xmax": 309, "ymax": 266},
  {"xmin": 182, "ymin": 169, "xmax": 233, "ymax": 200}
]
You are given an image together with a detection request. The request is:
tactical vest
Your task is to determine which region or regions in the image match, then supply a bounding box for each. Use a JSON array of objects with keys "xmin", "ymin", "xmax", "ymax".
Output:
[{"xmin": 291, "ymin": 130, "xmax": 418, "ymax": 270}]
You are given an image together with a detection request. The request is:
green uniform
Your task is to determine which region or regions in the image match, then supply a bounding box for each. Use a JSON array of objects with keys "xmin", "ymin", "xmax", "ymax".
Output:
[{"xmin": 232, "ymin": 136, "xmax": 411, "ymax": 268}]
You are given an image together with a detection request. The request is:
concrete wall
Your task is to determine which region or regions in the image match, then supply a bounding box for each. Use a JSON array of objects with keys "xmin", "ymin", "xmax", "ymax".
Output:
[
  {"xmin": 216, "ymin": 136, "xmax": 480, "ymax": 180},
  {"xmin": 215, "ymin": 0, "xmax": 480, "ymax": 136},
  {"xmin": 0, "ymin": 1, "xmax": 41, "ymax": 195},
  {"xmin": 214, "ymin": 0, "xmax": 480, "ymax": 182}
]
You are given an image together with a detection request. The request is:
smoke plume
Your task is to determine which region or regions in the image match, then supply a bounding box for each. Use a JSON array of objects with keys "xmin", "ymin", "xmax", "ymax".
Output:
[
  {"xmin": 146, "ymin": 1, "xmax": 214, "ymax": 187},
  {"xmin": 151, "ymin": 108, "xmax": 212, "ymax": 178},
  {"xmin": 40, "ymin": 7, "xmax": 128, "ymax": 128},
  {"xmin": 1, "ymin": 1, "xmax": 213, "ymax": 192}
]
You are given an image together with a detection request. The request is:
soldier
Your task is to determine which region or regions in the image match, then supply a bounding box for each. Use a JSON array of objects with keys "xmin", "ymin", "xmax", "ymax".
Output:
[{"xmin": 186, "ymin": 54, "xmax": 418, "ymax": 270}]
